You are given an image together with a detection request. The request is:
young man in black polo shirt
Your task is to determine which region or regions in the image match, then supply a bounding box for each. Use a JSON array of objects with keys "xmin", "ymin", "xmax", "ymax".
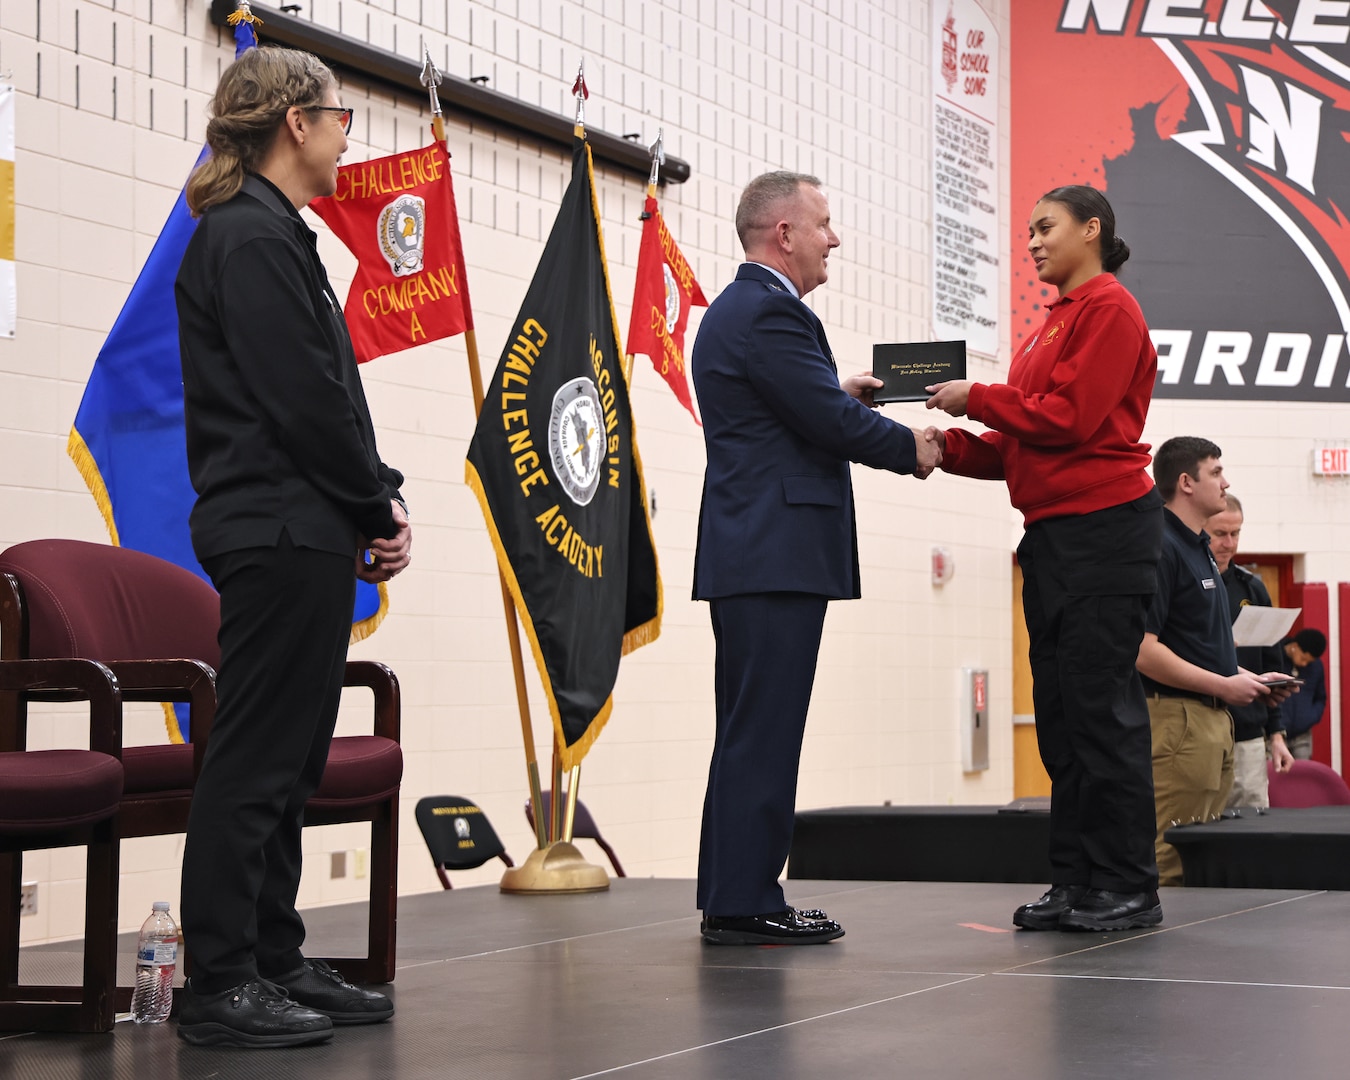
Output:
[{"xmin": 1137, "ymin": 438, "xmax": 1292, "ymax": 890}]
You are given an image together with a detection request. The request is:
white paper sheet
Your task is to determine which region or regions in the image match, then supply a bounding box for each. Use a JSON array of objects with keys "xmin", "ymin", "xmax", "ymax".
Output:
[{"xmin": 1231, "ymin": 606, "xmax": 1301, "ymax": 648}]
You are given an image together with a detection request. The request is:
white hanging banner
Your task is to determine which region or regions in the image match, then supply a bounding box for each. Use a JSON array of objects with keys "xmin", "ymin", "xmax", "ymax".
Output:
[
  {"xmin": 0, "ymin": 84, "xmax": 14, "ymax": 338},
  {"xmin": 932, "ymin": 1, "xmax": 998, "ymax": 358}
]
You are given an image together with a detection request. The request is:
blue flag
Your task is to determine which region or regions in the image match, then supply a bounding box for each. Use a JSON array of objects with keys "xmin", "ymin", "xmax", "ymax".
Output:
[{"xmin": 68, "ymin": 20, "xmax": 385, "ymax": 741}]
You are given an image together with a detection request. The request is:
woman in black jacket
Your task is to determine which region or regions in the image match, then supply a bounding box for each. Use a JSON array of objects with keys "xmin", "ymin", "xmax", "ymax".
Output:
[{"xmin": 175, "ymin": 45, "xmax": 410, "ymax": 1048}]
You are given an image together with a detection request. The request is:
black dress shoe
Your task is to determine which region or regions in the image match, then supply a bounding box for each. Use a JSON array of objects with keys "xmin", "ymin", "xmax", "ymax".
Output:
[
  {"xmin": 268, "ymin": 959, "xmax": 394, "ymax": 1025},
  {"xmin": 1059, "ymin": 888, "xmax": 1163, "ymax": 931},
  {"xmin": 702, "ymin": 909, "xmax": 845, "ymax": 945},
  {"xmin": 1012, "ymin": 884, "xmax": 1087, "ymax": 931},
  {"xmin": 176, "ymin": 978, "xmax": 334, "ymax": 1048}
]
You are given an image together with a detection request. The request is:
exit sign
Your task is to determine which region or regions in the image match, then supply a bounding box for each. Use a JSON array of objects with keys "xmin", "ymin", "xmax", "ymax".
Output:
[{"xmin": 1314, "ymin": 445, "xmax": 1350, "ymax": 476}]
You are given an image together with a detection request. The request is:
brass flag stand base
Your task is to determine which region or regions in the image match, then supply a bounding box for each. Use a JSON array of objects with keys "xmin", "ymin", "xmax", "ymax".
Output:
[{"xmin": 499, "ymin": 841, "xmax": 609, "ymax": 894}]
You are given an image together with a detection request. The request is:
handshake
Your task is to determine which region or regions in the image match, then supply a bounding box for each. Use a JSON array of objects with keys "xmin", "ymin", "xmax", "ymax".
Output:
[
  {"xmin": 840, "ymin": 370, "xmax": 946, "ymax": 480},
  {"xmin": 910, "ymin": 426, "xmax": 944, "ymax": 480}
]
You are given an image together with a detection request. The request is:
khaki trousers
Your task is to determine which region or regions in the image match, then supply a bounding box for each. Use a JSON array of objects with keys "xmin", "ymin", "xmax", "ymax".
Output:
[
  {"xmin": 1149, "ymin": 695, "xmax": 1234, "ymax": 886},
  {"xmin": 1225, "ymin": 737, "xmax": 1271, "ymax": 810}
]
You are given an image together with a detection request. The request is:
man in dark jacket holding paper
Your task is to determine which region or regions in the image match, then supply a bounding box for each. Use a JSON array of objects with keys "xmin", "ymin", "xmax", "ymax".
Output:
[{"xmin": 1208, "ymin": 495, "xmax": 1293, "ymax": 809}]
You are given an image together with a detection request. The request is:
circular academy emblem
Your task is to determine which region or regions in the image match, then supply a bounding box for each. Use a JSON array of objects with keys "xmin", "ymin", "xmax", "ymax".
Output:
[
  {"xmin": 377, "ymin": 194, "xmax": 426, "ymax": 277},
  {"xmin": 662, "ymin": 263, "xmax": 680, "ymax": 335},
  {"xmin": 548, "ymin": 377, "xmax": 605, "ymax": 507}
]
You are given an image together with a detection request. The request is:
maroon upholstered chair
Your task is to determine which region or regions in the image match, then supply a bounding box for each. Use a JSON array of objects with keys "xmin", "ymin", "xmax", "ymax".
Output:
[
  {"xmin": 1267, "ymin": 759, "xmax": 1350, "ymax": 808},
  {"xmin": 0, "ymin": 657, "xmax": 124, "ymax": 1032},
  {"xmin": 0, "ymin": 538, "xmax": 402, "ymax": 992},
  {"xmin": 305, "ymin": 661, "xmax": 402, "ymax": 983}
]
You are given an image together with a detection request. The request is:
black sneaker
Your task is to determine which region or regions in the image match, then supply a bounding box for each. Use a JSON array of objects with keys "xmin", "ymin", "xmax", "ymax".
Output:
[
  {"xmin": 1059, "ymin": 888, "xmax": 1163, "ymax": 931},
  {"xmin": 177, "ymin": 978, "xmax": 333, "ymax": 1048},
  {"xmin": 268, "ymin": 959, "xmax": 394, "ymax": 1025},
  {"xmin": 1013, "ymin": 884, "xmax": 1087, "ymax": 931}
]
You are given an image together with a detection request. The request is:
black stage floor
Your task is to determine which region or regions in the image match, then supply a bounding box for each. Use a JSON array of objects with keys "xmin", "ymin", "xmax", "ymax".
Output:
[{"xmin": 4, "ymin": 878, "xmax": 1350, "ymax": 1078}]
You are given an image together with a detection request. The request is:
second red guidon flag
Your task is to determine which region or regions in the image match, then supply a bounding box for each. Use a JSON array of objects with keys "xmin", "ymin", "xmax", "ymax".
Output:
[
  {"xmin": 311, "ymin": 140, "xmax": 472, "ymax": 363},
  {"xmin": 626, "ymin": 196, "xmax": 706, "ymax": 423}
]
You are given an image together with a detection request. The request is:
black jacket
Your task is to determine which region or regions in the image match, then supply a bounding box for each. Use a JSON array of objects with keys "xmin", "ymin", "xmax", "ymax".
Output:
[
  {"xmin": 176, "ymin": 175, "xmax": 402, "ymax": 561},
  {"xmin": 1220, "ymin": 564, "xmax": 1284, "ymax": 743}
]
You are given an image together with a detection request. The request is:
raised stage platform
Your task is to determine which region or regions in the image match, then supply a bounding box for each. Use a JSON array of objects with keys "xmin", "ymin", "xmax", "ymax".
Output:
[
  {"xmin": 1167, "ymin": 806, "xmax": 1350, "ymax": 889},
  {"xmin": 5, "ymin": 878, "xmax": 1350, "ymax": 1078},
  {"xmin": 789, "ymin": 805, "xmax": 1051, "ymax": 882}
]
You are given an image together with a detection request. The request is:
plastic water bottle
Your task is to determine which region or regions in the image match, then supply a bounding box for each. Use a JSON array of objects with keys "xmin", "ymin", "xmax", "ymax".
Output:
[{"xmin": 130, "ymin": 901, "xmax": 178, "ymax": 1024}]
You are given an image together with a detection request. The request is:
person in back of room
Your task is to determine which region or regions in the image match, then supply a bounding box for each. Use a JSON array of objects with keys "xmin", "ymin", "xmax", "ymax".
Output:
[
  {"xmin": 174, "ymin": 46, "xmax": 409, "ymax": 1048},
  {"xmin": 925, "ymin": 185, "xmax": 1165, "ymax": 932},
  {"xmin": 1279, "ymin": 628, "xmax": 1328, "ymax": 760},
  {"xmin": 1137, "ymin": 438, "xmax": 1293, "ymax": 887},
  {"xmin": 1207, "ymin": 494, "xmax": 1294, "ymax": 809}
]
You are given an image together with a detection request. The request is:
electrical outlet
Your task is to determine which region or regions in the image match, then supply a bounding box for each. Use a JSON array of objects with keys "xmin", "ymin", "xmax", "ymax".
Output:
[
  {"xmin": 330, "ymin": 851, "xmax": 347, "ymax": 879},
  {"xmin": 353, "ymin": 849, "xmax": 368, "ymax": 880},
  {"xmin": 20, "ymin": 881, "xmax": 37, "ymax": 917}
]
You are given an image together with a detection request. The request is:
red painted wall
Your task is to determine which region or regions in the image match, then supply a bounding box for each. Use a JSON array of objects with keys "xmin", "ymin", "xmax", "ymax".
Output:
[
  {"xmin": 1340, "ymin": 584, "xmax": 1350, "ymax": 778},
  {"xmin": 1287, "ymin": 583, "xmax": 1332, "ymax": 770}
]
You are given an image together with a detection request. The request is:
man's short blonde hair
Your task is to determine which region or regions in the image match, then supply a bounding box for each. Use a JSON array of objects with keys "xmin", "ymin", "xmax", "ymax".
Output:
[{"xmin": 734, "ymin": 171, "xmax": 820, "ymax": 248}]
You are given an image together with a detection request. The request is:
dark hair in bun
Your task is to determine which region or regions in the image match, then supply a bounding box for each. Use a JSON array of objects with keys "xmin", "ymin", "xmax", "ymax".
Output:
[{"xmin": 1039, "ymin": 184, "xmax": 1130, "ymax": 273}]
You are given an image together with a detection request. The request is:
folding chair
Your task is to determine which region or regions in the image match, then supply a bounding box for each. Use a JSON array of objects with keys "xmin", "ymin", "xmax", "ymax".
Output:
[{"xmin": 415, "ymin": 797, "xmax": 513, "ymax": 888}]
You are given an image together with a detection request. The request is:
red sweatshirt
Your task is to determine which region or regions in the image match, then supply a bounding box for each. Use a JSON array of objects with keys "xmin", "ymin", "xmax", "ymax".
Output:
[{"xmin": 941, "ymin": 273, "xmax": 1157, "ymax": 524}]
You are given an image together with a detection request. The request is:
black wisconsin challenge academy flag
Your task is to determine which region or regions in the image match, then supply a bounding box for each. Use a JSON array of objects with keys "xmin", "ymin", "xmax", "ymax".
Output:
[{"xmin": 466, "ymin": 137, "xmax": 661, "ymax": 768}]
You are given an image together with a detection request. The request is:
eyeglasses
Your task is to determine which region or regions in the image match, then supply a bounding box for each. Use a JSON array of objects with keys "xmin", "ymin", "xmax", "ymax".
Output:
[{"xmin": 309, "ymin": 105, "xmax": 353, "ymax": 134}]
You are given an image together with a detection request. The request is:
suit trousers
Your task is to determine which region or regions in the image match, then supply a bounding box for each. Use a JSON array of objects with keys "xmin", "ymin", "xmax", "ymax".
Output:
[
  {"xmin": 697, "ymin": 592, "xmax": 828, "ymax": 917},
  {"xmin": 1018, "ymin": 495, "xmax": 1163, "ymax": 894},
  {"xmin": 180, "ymin": 532, "xmax": 356, "ymax": 993}
]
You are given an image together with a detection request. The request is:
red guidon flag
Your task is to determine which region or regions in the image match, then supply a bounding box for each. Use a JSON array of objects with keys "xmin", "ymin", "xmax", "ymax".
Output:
[
  {"xmin": 311, "ymin": 140, "xmax": 472, "ymax": 363},
  {"xmin": 626, "ymin": 196, "xmax": 707, "ymax": 423}
]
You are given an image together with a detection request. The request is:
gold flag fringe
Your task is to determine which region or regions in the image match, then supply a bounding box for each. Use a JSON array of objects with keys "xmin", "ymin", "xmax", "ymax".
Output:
[
  {"xmin": 350, "ymin": 581, "xmax": 389, "ymax": 644},
  {"xmin": 67, "ymin": 427, "xmax": 188, "ymax": 741},
  {"xmin": 467, "ymin": 459, "xmax": 618, "ymax": 771}
]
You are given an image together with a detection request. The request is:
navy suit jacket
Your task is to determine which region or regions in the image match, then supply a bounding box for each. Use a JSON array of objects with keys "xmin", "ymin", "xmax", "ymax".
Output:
[{"xmin": 692, "ymin": 264, "xmax": 918, "ymax": 600}]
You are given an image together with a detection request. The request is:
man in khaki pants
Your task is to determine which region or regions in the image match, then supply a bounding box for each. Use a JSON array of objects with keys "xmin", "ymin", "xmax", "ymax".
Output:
[{"xmin": 1136, "ymin": 438, "xmax": 1292, "ymax": 886}]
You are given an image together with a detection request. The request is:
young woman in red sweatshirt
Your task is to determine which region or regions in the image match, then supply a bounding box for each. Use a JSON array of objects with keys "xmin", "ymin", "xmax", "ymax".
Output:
[{"xmin": 926, "ymin": 185, "xmax": 1164, "ymax": 932}]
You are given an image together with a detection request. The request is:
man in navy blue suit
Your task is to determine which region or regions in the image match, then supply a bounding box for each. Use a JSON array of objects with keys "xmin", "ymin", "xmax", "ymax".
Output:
[{"xmin": 693, "ymin": 171, "xmax": 940, "ymax": 945}]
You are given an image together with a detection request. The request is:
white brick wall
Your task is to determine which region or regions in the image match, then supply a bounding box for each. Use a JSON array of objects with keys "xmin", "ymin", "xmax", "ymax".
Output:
[
  {"xmin": 4, "ymin": 0, "xmax": 1342, "ymax": 946},
  {"xmin": 9, "ymin": 0, "xmax": 1013, "ymax": 942}
]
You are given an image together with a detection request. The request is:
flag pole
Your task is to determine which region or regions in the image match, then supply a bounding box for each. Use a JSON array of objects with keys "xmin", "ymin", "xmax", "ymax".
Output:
[
  {"xmin": 496, "ymin": 62, "xmax": 608, "ymax": 890},
  {"xmin": 422, "ymin": 49, "xmax": 548, "ymax": 849},
  {"xmin": 554, "ymin": 60, "xmax": 599, "ymax": 857},
  {"xmin": 550, "ymin": 745, "xmax": 564, "ymax": 843},
  {"xmin": 468, "ymin": 56, "xmax": 609, "ymax": 892},
  {"xmin": 562, "ymin": 764, "xmax": 582, "ymax": 844},
  {"xmin": 623, "ymin": 130, "xmax": 664, "ymax": 383}
]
